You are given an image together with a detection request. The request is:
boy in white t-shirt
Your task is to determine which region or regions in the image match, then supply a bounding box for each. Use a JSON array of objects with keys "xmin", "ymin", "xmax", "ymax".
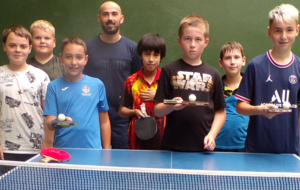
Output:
[{"xmin": 0, "ymin": 25, "xmax": 50, "ymax": 161}]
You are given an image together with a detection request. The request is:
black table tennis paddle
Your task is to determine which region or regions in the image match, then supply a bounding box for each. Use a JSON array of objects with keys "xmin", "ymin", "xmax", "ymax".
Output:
[
  {"xmin": 51, "ymin": 120, "xmax": 79, "ymax": 126},
  {"xmin": 163, "ymin": 99, "xmax": 209, "ymax": 106},
  {"xmin": 135, "ymin": 103, "xmax": 157, "ymax": 140},
  {"xmin": 51, "ymin": 120, "xmax": 79, "ymax": 130}
]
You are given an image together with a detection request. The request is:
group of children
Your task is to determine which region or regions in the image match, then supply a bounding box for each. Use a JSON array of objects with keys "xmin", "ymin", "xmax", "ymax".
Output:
[{"xmin": 1, "ymin": 3, "xmax": 299, "ymax": 161}]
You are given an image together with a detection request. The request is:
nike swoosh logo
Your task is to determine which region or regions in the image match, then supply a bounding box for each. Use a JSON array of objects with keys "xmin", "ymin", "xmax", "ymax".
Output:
[{"xmin": 62, "ymin": 87, "xmax": 69, "ymax": 91}]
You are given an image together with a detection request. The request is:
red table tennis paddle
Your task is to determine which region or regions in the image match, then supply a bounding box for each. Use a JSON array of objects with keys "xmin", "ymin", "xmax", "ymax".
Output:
[
  {"xmin": 163, "ymin": 99, "xmax": 209, "ymax": 106},
  {"xmin": 40, "ymin": 148, "xmax": 71, "ymax": 163},
  {"xmin": 135, "ymin": 103, "xmax": 157, "ymax": 140}
]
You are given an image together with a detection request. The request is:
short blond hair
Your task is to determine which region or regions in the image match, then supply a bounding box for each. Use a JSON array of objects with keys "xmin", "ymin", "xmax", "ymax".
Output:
[
  {"xmin": 178, "ymin": 14, "xmax": 209, "ymax": 38},
  {"xmin": 269, "ymin": 4, "xmax": 299, "ymax": 26},
  {"xmin": 30, "ymin": 20, "xmax": 55, "ymax": 37}
]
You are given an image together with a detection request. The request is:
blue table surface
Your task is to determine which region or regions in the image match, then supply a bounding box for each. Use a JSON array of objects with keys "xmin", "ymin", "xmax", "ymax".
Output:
[{"xmin": 29, "ymin": 149, "xmax": 300, "ymax": 173}]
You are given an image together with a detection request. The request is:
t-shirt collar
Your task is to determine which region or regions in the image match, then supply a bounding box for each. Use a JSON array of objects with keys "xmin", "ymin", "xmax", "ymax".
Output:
[{"xmin": 137, "ymin": 67, "xmax": 161, "ymax": 85}]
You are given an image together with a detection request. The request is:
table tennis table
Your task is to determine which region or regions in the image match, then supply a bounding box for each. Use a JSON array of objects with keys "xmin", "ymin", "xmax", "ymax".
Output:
[{"xmin": 0, "ymin": 149, "xmax": 300, "ymax": 189}]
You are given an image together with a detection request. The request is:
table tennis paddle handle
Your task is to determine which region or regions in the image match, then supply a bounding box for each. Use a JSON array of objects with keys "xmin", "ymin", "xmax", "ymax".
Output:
[
  {"xmin": 40, "ymin": 156, "xmax": 60, "ymax": 163},
  {"xmin": 140, "ymin": 103, "xmax": 149, "ymax": 117},
  {"xmin": 163, "ymin": 99, "xmax": 183, "ymax": 105}
]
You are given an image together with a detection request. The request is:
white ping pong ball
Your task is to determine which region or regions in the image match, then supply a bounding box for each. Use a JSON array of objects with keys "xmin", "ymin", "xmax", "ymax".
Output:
[
  {"xmin": 189, "ymin": 94, "xmax": 196, "ymax": 102},
  {"xmin": 58, "ymin": 114, "xmax": 66, "ymax": 121},
  {"xmin": 283, "ymin": 102, "xmax": 291, "ymax": 110}
]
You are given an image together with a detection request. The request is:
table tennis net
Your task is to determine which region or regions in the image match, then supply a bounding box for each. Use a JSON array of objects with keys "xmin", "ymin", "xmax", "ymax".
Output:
[{"xmin": 0, "ymin": 160, "xmax": 300, "ymax": 190}]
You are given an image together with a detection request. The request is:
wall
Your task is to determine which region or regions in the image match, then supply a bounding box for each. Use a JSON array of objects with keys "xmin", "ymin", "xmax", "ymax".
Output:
[{"xmin": 0, "ymin": 0, "xmax": 299, "ymax": 74}]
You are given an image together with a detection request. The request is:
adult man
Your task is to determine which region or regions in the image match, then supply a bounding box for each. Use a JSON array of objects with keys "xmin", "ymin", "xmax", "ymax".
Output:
[{"xmin": 84, "ymin": 1, "xmax": 142, "ymax": 149}]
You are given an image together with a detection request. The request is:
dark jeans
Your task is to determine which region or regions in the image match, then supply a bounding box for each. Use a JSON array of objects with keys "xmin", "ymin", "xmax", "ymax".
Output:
[
  {"xmin": 3, "ymin": 153, "xmax": 37, "ymax": 161},
  {"xmin": 111, "ymin": 122, "xmax": 129, "ymax": 149},
  {"xmin": 0, "ymin": 153, "xmax": 37, "ymax": 176}
]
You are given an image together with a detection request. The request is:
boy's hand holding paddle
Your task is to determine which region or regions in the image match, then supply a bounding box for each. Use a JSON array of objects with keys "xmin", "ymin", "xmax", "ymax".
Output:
[
  {"xmin": 135, "ymin": 103, "xmax": 157, "ymax": 140},
  {"xmin": 261, "ymin": 101, "xmax": 292, "ymax": 119},
  {"xmin": 51, "ymin": 114, "xmax": 79, "ymax": 130},
  {"xmin": 261, "ymin": 104, "xmax": 283, "ymax": 119}
]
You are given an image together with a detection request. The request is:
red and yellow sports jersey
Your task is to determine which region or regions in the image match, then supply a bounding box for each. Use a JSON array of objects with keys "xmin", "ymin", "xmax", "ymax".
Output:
[{"xmin": 120, "ymin": 68, "xmax": 166, "ymax": 150}]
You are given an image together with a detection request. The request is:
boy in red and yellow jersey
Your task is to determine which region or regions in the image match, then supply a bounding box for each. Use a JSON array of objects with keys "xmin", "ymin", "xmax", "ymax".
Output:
[{"xmin": 119, "ymin": 33, "xmax": 166, "ymax": 150}]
